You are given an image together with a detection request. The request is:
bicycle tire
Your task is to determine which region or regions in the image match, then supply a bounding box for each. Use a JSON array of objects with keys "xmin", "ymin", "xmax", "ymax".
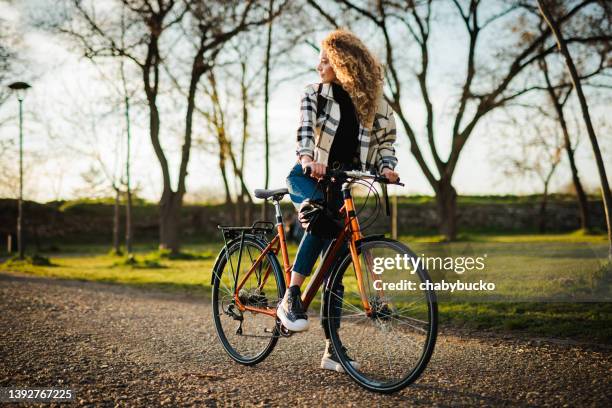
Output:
[
  {"xmin": 212, "ymin": 235, "xmax": 285, "ymax": 365},
  {"xmin": 324, "ymin": 237, "xmax": 438, "ymax": 393}
]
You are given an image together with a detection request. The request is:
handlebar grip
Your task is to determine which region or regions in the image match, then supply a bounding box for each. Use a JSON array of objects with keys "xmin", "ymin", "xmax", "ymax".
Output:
[
  {"xmin": 377, "ymin": 175, "xmax": 403, "ymax": 186},
  {"xmin": 303, "ymin": 166, "xmax": 312, "ymax": 176}
]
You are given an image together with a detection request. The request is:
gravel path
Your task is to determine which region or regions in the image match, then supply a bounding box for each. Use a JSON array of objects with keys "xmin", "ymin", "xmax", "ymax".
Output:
[{"xmin": 0, "ymin": 272, "xmax": 610, "ymax": 407}]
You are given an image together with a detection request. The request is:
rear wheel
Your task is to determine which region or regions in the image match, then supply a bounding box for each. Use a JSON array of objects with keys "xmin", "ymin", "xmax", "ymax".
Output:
[
  {"xmin": 212, "ymin": 236, "xmax": 285, "ymax": 365},
  {"xmin": 325, "ymin": 238, "xmax": 438, "ymax": 393}
]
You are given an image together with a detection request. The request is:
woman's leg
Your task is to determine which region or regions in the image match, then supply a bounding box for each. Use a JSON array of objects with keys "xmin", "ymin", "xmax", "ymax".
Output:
[
  {"xmin": 286, "ymin": 162, "xmax": 327, "ymax": 280},
  {"xmin": 291, "ymin": 234, "xmax": 328, "ymax": 287},
  {"xmin": 317, "ymin": 185, "xmax": 359, "ymax": 372},
  {"xmin": 318, "ymin": 181, "xmax": 344, "ymax": 338},
  {"xmin": 278, "ymin": 162, "xmax": 327, "ymax": 331}
]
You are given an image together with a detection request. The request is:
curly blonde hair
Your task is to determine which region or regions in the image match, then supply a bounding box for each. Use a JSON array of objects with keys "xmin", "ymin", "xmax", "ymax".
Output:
[{"xmin": 322, "ymin": 29, "xmax": 384, "ymax": 129}]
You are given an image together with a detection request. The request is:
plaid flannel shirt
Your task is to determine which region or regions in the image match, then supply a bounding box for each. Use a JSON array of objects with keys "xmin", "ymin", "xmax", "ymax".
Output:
[{"xmin": 296, "ymin": 82, "xmax": 398, "ymax": 173}]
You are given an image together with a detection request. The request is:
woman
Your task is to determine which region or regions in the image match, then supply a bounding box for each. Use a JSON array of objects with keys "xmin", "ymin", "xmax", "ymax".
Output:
[{"xmin": 279, "ymin": 29, "xmax": 399, "ymax": 372}]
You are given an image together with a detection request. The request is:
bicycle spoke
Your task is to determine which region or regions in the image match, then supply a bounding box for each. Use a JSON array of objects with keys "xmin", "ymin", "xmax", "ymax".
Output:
[
  {"xmin": 392, "ymin": 301, "xmax": 425, "ymax": 314},
  {"xmin": 385, "ymin": 313, "xmax": 429, "ymax": 333},
  {"xmin": 330, "ymin": 291, "xmax": 363, "ymax": 314},
  {"xmin": 379, "ymin": 319, "xmax": 395, "ymax": 373},
  {"xmin": 391, "ymin": 313, "xmax": 429, "ymax": 326},
  {"xmin": 326, "ymin": 311, "xmax": 367, "ymax": 319}
]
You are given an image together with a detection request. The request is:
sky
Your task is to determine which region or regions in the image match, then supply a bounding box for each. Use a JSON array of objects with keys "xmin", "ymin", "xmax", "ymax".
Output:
[{"xmin": 0, "ymin": 0, "xmax": 610, "ymax": 204}]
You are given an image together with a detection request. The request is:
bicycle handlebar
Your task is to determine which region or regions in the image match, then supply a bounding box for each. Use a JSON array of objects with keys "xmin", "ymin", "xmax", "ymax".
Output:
[{"xmin": 303, "ymin": 165, "xmax": 404, "ymax": 187}]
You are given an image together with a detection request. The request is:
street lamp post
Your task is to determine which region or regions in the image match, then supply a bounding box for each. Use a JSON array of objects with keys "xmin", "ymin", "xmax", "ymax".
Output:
[{"xmin": 8, "ymin": 81, "xmax": 31, "ymax": 260}]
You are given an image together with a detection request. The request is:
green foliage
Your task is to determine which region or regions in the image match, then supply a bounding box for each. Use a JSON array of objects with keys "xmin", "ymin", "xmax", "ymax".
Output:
[
  {"xmin": 55, "ymin": 196, "xmax": 151, "ymax": 210},
  {"xmin": 440, "ymin": 302, "xmax": 612, "ymax": 343},
  {"xmin": 108, "ymin": 248, "xmax": 124, "ymax": 257},
  {"xmin": 590, "ymin": 261, "xmax": 612, "ymax": 296},
  {"xmin": 3, "ymin": 254, "xmax": 56, "ymax": 267},
  {"xmin": 149, "ymin": 248, "xmax": 215, "ymax": 261},
  {"xmin": 112, "ymin": 254, "xmax": 166, "ymax": 269},
  {"xmin": 108, "ymin": 248, "xmax": 214, "ymax": 269}
]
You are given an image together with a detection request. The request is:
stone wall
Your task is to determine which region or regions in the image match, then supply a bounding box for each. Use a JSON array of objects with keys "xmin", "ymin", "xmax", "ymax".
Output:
[{"xmin": 0, "ymin": 198, "xmax": 606, "ymax": 248}]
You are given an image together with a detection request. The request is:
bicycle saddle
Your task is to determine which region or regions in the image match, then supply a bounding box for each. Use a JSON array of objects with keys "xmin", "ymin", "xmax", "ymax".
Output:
[{"xmin": 254, "ymin": 188, "xmax": 289, "ymax": 200}]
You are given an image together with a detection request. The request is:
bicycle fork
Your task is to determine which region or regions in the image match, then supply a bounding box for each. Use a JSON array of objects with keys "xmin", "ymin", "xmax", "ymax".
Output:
[{"xmin": 342, "ymin": 182, "xmax": 377, "ymax": 316}]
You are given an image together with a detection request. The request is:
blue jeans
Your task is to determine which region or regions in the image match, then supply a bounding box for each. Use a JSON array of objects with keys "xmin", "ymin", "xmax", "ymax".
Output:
[
  {"xmin": 286, "ymin": 162, "xmax": 343, "ymax": 277},
  {"xmin": 286, "ymin": 162, "xmax": 345, "ymax": 339}
]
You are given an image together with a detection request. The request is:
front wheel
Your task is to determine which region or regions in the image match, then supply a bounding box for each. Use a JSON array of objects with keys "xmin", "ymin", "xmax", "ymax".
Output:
[{"xmin": 324, "ymin": 238, "xmax": 438, "ymax": 393}]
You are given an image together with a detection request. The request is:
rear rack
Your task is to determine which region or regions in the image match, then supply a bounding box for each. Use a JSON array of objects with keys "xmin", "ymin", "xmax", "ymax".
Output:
[
  {"xmin": 217, "ymin": 221, "xmax": 276, "ymax": 290},
  {"xmin": 218, "ymin": 220, "xmax": 275, "ymax": 241}
]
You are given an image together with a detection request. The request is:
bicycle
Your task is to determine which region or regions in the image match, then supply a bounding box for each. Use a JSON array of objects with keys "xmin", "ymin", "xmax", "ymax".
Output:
[{"xmin": 211, "ymin": 168, "xmax": 438, "ymax": 393}]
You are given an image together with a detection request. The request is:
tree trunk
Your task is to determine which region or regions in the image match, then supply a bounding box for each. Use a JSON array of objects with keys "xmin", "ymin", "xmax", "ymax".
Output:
[
  {"xmin": 159, "ymin": 191, "xmax": 182, "ymax": 254},
  {"xmin": 539, "ymin": 185, "xmax": 549, "ymax": 233},
  {"xmin": 570, "ymin": 159, "xmax": 590, "ymax": 230},
  {"xmin": 121, "ymin": 67, "xmax": 133, "ymax": 254},
  {"xmin": 219, "ymin": 149, "xmax": 232, "ymax": 205},
  {"xmin": 247, "ymin": 202, "xmax": 254, "ymax": 226},
  {"xmin": 555, "ymin": 101, "xmax": 590, "ymax": 230},
  {"xmin": 436, "ymin": 179, "xmax": 457, "ymax": 241},
  {"xmin": 157, "ymin": 42, "xmax": 203, "ymax": 254},
  {"xmin": 538, "ymin": 0, "xmax": 612, "ymax": 259},
  {"xmin": 240, "ymin": 61, "xmax": 250, "ymax": 226},
  {"xmin": 261, "ymin": 0, "xmax": 274, "ymax": 222},
  {"xmin": 142, "ymin": 36, "xmax": 176, "ymax": 254},
  {"xmin": 236, "ymin": 193, "xmax": 244, "ymax": 225},
  {"xmin": 119, "ymin": 10, "xmax": 133, "ymax": 255},
  {"xmin": 113, "ymin": 187, "xmax": 121, "ymax": 254},
  {"xmin": 125, "ymin": 188, "xmax": 133, "ymax": 254},
  {"xmin": 540, "ymin": 58, "xmax": 590, "ymax": 230}
]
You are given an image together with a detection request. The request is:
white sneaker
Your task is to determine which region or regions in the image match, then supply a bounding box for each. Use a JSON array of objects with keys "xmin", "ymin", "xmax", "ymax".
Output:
[
  {"xmin": 277, "ymin": 285, "xmax": 309, "ymax": 332},
  {"xmin": 321, "ymin": 340, "xmax": 360, "ymax": 373}
]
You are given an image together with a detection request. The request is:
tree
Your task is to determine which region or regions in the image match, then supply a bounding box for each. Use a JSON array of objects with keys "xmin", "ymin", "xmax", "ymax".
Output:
[
  {"xmin": 55, "ymin": 0, "xmax": 187, "ymax": 251},
  {"xmin": 261, "ymin": 0, "xmax": 274, "ymax": 221},
  {"xmin": 187, "ymin": 0, "xmax": 312, "ymax": 224},
  {"xmin": 498, "ymin": 120, "xmax": 563, "ymax": 233},
  {"xmin": 538, "ymin": 0, "xmax": 612, "ymax": 258},
  {"xmin": 200, "ymin": 69, "xmax": 239, "ymax": 207},
  {"xmin": 158, "ymin": 0, "xmax": 287, "ymax": 251},
  {"xmin": 119, "ymin": 8, "xmax": 134, "ymax": 255},
  {"xmin": 538, "ymin": 56, "xmax": 590, "ymax": 230},
  {"xmin": 75, "ymin": 163, "xmax": 124, "ymax": 254},
  {"xmin": 58, "ymin": 0, "xmax": 287, "ymax": 253},
  {"xmin": 306, "ymin": 0, "xmax": 609, "ymax": 240}
]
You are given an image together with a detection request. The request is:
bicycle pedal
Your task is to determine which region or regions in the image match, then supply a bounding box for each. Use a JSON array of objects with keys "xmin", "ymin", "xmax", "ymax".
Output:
[
  {"xmin": 276, "ymin": 322, "xmax": 294, "ymax": 337},
  {"xmin": 280, "ymin": 329, "xmax": 293, "ymax": 337}
]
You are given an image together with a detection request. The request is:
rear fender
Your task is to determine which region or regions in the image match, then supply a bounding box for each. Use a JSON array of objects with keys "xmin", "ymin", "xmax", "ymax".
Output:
[{"xmin": 210, "ymin": 234, "xmax": 268, "ymax": 285}]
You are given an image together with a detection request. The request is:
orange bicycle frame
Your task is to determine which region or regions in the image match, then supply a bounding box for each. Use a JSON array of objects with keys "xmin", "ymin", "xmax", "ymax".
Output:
[{"xmin": 230, "ymin": 181, "xmax": 377, "ymax": 318}]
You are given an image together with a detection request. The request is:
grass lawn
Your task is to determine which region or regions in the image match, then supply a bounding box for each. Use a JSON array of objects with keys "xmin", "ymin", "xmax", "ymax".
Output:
[{"xmin": 1, "ymin": 231, "xmax": 610, "ymax": 344}]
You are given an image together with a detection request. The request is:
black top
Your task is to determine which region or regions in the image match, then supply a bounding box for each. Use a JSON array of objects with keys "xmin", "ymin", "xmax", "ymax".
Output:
[{"xmin": 327, "ymin": 82, "xmax": 360, "ymax": 170}]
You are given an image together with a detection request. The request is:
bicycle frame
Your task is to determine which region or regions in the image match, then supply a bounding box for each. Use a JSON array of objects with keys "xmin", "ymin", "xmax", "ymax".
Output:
[{"xmin": 229, "ymin": 180, "xmax": 379, "ymax": 319}]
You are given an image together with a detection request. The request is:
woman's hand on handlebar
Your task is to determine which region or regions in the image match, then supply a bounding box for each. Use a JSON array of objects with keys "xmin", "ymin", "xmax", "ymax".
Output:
[
  {"xmin": 382, "ymin": 168, "xmax": 400, "ymax": 184},
  {"xmin": 300, "ymin": 156, "xmax": 327, "ymax": 179}
]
